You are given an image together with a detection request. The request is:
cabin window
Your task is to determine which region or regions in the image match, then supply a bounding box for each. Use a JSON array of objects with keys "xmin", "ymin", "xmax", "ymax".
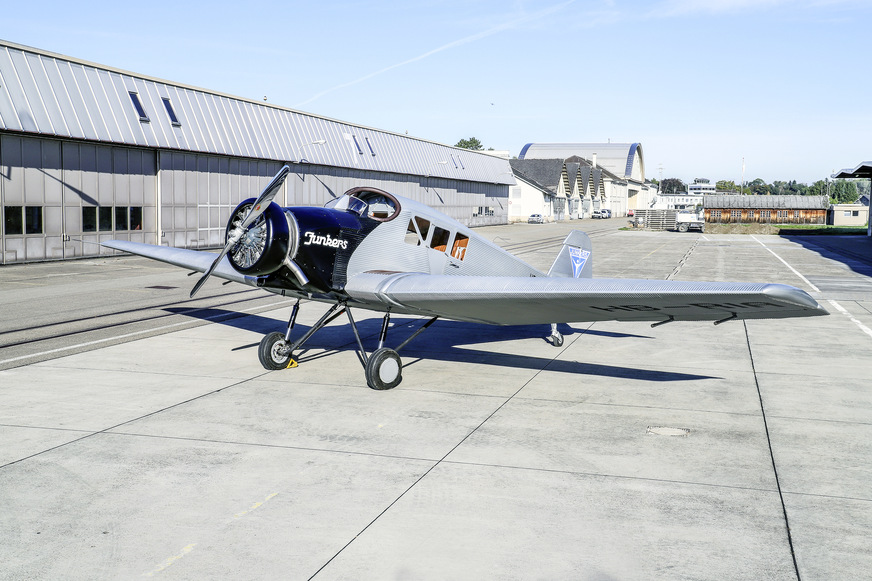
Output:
[
  {"xmin": 415, "ymin": 217, "xmax": 430, "ymax": 241},
  {"xmin": 451, "ymin": 233, "xmax": 469, "ymax": 261},
  {"xmin": 405, "ymin": 219, "xmax": 421, "ymax": 246},
  {"xmin": 430, "ymin": 226, "xmax": 450, "ymax": 253}
]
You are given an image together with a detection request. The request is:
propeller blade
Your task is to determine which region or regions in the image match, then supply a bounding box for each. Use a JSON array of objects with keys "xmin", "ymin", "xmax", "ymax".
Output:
[
  {"xmin": 241, "ymin": 165, "xmax": 291, "ymax": 230},
  {"xmin": 190, "ymin": 165, "xmax": 291, "ymax": 298},
  {"xmin": 190, "ymin": 243, "xmax": 233, "ymax": 298}
]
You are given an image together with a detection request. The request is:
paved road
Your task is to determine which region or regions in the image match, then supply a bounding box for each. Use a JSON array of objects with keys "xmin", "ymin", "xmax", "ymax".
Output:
[{"xmin": 2, "ymin": 223, "xmax": 871, "ymax": 580}]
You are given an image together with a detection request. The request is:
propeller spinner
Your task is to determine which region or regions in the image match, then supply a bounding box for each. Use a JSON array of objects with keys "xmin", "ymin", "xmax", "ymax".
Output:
[{"xmin": 190, "ymin": 165, "xmax": 292, "ymax": 298}]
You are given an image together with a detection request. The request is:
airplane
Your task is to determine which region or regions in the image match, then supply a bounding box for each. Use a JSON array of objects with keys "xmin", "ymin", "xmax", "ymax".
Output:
[{"xmin": 102, "ymin": 165, "xmax": 828, "ymax": 390}]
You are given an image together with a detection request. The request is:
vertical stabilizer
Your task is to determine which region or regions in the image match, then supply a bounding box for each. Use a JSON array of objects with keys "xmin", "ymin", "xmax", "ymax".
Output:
[{"xmin": 547, "ymin": 230, "xmax": 592, "ymax": 278}]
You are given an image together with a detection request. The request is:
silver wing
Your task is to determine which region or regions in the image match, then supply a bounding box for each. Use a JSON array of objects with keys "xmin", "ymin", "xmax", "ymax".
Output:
[
  {"xmin": 344, "ymin": 271, "xmax": 827, "ymax": 325},
  {"xmin": 101, "ymin": 240, "xmax": 256, "ymax": 287}
]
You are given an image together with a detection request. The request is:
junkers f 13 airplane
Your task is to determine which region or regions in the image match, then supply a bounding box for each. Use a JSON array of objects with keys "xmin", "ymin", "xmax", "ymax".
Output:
[{"xmin": 103, "ymin": 166, "xmax": 827, "ymax": 390}]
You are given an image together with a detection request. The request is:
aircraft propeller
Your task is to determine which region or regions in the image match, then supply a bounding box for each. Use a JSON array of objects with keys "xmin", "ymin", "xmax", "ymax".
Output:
[{"xmin": 190, "ymin": 165, "xmax": 292, "ymax": 298}]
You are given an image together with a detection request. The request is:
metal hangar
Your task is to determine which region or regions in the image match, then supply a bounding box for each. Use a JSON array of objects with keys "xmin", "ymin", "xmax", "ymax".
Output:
[{"xmin": 0, "ymin": 39, "xmax": 514, "ymax": 264}]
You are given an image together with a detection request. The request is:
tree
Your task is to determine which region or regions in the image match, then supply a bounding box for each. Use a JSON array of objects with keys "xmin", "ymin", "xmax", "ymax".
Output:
[
  {"xmin": 748, "ymin": 178, "xmax": 770, "ymax": 196},
  {"xmin": 455, "ymin": 137, "xmax": 484, "ymax": 150},
  {"xmin": 832, "ymin": 180, "xmax": 859, "ymax": 204},
  {"xmin": 660, "ymin": 178, "xmax": 685, "ymax": 194},
  {"xmin": 717, "ymin": 180, "xmax": 738, "ymax": 193}
]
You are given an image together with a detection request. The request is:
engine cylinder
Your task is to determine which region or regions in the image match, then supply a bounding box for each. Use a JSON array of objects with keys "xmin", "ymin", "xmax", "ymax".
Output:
[{"xmin": 225, "ymin": 198, "xmax": 296, "ymax": 276}]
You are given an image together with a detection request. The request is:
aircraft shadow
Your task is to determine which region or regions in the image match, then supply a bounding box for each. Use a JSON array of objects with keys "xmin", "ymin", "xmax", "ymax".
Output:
[
  {"xmin": 164, "ymin": 307, "xmax": 715, "ymax": 383},
  {"xmin": 779, "ymin": 233, "xmax": 872, "ymax": 279}
]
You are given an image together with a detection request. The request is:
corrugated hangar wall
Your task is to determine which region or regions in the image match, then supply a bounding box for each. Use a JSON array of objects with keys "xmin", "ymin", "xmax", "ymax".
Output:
[
  {"xmin": 1, "ymin": 133, "xmax": 507, "ymax": 263},
  {"xmin": 0, "ymin": 40, "xmax": 510, "ymax": 264}
]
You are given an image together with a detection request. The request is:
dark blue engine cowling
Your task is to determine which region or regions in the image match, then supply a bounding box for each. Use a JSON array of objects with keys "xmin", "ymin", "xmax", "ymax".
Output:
[
  {"xmin": 226, "ymin": 198, "xmax": 380, "ymax": 294},
  {"xmin": 286, "ymin": 206, "xmax": 367, "ymax": 292}
]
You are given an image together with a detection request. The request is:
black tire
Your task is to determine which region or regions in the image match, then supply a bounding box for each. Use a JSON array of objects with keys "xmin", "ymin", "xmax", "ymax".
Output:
[
  {"xmin": 550, "ymin": 333, "xmax": 564, "ymax": 347},
  {"xmin": 700, "ymin": 224, "xmax": 706, "ymax": 233},
  {"xmin": 678, "ymin": 223, "xmax": 689, "ymax": 232},
  {"xmin": 259, "ymin": 332, "xmax": 292, "ymax": 370},
  {"xmin": 365, "ymin": 348, "xmax": 403, "ymax": 390}
]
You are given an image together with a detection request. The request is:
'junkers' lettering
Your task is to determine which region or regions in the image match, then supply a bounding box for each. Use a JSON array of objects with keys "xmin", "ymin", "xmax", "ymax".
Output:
[{"xmin": 303, "ymin": 231, "xmax": 348, "ymax": 250}]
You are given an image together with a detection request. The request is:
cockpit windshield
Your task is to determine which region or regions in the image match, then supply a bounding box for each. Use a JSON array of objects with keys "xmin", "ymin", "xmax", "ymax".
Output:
[
  {"xmin": 325, "ymin": 194, "xmax": 368, "ymax": 217},
  {"xmin": 325, "ymin": 187, "xmax": 402, "ymax": 222}
]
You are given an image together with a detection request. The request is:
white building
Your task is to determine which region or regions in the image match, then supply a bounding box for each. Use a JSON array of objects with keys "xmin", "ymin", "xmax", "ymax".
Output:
[{"xmin": 519, "ymin": 143, "xmax": 656, "ymax": 216}]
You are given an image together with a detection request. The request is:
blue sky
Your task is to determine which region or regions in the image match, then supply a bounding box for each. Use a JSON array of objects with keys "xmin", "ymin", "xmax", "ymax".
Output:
[{"xmin": 3, "ymin": 0, "xmax": 870, "ymax": 184}]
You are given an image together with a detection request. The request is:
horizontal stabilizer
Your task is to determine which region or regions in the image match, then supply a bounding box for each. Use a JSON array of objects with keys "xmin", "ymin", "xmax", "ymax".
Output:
[{"xmin": 548, "ymin": 230, "xmax": 592, "ymax": 278}]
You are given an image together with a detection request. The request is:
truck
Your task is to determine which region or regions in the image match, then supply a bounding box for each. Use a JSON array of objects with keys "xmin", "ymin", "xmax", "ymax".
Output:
[{"xmin": 674, "ymin": 211, "xmax": 705, "ymax": 233}]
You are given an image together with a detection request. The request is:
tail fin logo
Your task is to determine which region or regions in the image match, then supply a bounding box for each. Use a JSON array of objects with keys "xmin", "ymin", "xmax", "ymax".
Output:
[{"xmin": 568, "ymin": 247, "xmax": 590, "ymax": 278}]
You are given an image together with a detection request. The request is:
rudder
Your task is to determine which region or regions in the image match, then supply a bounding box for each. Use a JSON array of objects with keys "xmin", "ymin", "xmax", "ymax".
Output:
[{"xmin": 547, "ymin": 230, "xmax": 592, "ymax": 278}]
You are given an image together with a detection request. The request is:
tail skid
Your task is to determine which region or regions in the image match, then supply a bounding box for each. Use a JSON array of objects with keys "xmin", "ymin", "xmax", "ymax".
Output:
[{"xmin": 547, "ymin": 230, "xmax": 593, "ymax": 279}]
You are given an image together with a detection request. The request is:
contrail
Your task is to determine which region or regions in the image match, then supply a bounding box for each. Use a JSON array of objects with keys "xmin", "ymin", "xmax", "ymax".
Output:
[{"xmin": 296, "ymin": 0, "xmax": 577, "ymax": 107}]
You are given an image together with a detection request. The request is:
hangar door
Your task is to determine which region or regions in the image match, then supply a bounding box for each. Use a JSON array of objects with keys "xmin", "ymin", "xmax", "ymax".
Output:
[
  {"xmin": 1, "ymin": 135, "xmax": 157, "ymax": 263},
  {"xmin": 157, "ymin": 152, "xmax": 285, "ymax": 249}
]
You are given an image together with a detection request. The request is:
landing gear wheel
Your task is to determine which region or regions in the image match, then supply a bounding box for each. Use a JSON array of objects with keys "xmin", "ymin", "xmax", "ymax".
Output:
[
  {"xmin": 550, "ymin": 332, "xmax": 564, "ymax": 347},
  {"xmin": 366, "ymin": 348, "xmax": 403, "ymax": 390},
  {"xmin": 259, "ymin": 332, "xmax": 292, "ymax": 370}
]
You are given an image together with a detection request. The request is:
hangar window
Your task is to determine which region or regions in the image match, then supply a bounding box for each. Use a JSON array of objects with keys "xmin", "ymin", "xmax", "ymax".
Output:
[
  {"xmin": 2, "ymin": 206, "xmax": 42, "ymax": 235},
  {"xmin": 115, "ymin": 207, "xmax": 129, "ymax": 231},
  {"xmin": 129, "ymin": 91, "xmax": 149, "ymax": 123},
  {"xmin": 82, "ymin": 207, "xmax": 97, "ymax": 232},
  {"xmin": 24, "ymin": 207, "xmax": 43, "ymax": 235},
  {"xmin": 99, "ymin": 207, "xmax": 113, "ymax": 231},
  {"xmin": 4, "ymin": 206, "xmax": 23, "ymax": 235},
  {"xmin": 162, "ymin": 98, "xmax": 181, "ymax": 126},
  {"xmin": 130, "ymin": 207, "xmax": 143, "ymax": 230}
]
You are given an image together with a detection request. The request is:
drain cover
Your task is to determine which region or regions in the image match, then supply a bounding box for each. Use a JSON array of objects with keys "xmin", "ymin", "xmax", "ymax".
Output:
[{"xmin": 646, "ymin": 426, "xmax": 690, "ymax": 437}]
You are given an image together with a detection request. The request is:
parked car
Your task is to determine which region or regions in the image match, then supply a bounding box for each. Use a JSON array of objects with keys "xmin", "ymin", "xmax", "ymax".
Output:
[
  {"xmin": 592, "ymin": 209, "xmax": 610, "ymax": 219},
  {"xmin": 528, "ymin": 214, "xmax": 544, "ymax": 224}
]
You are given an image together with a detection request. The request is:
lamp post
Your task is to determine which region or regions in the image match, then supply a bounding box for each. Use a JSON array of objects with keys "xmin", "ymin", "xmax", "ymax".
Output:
[{"xmin": 295, "ymin": 139, "xmax": 327, "ymax": 163}]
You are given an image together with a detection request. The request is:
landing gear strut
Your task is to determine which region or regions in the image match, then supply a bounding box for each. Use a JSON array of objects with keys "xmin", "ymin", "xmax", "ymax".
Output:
[
  {"xmin": 548, "ymin": 323, "xmax": 564, "ymax": 347},
  {"xmin": 257, "ymin": 301, "xmax": 438, "ymax": 390}
]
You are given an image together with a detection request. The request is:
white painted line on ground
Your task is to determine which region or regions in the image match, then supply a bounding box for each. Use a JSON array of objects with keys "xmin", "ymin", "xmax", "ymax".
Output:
[
  {"xmin": 827, "ymin": 299, "xmax": 872, "ymax": 340},
  {"xmin": 750, "ymin": 236, "xmax": 872, "ymax": 338},
  {"xmin": 0, "ymin": 300, "xmax": 293, "ymax": 367},
  {"xmin": 751, "ymin": 235, "xmax": 820, "ymax": 292}
]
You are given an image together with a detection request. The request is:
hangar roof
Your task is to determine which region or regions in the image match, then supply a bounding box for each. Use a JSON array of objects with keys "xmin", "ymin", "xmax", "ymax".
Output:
[
  {"xmin": 519, "ymin": 142, "xmax": 644, "ymax": 182},
  {"xmin": 833, "ymin": 161, "xmax": 872, "ymax": 179},
  {"xmin": 704, "ymin": 195, "xmax": 829, "ymax": 209},
  {"xmin": 0, "ymin": 39, "xmax": 512, "ymax": 185}
]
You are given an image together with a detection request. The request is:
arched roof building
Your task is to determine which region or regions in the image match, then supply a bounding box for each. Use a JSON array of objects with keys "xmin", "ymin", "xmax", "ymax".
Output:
[{"xmin": 519, "ymin": 143, "xmax": 645, "ymax": 183}]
